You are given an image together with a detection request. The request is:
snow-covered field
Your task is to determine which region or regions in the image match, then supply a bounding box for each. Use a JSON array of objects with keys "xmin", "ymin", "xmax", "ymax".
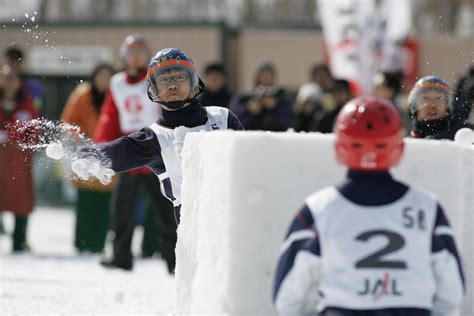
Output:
[{"xmin": 0, "ymin": 207, "xmax": 175, "ymax": 315}]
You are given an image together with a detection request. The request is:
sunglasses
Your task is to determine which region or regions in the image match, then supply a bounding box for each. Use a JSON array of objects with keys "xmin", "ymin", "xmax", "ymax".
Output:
[{"xmin": 155, "ymin": 73, "xmax": 189, "ymax": 86}]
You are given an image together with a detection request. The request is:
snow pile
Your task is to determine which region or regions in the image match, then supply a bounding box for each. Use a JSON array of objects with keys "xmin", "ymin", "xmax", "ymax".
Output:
[{"xmin": 176, "ymin": 131, "xmax": 473, "ymax": 315}]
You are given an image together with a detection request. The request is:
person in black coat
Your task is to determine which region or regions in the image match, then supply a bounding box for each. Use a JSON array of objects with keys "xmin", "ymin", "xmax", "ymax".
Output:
[
  {"xmin": 312, "ymin": 79, "xmax": 353, "ymax": 133},
  {"xmin": 198, "ymin": 62, "xmax": 234, "ymax": 108},
  {"xmin": 231, "ymin": 62, "xmax": 292, "ymax": 131}
]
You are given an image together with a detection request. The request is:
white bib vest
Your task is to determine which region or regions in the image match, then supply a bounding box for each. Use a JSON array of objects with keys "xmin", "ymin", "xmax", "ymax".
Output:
[
  {"xmin": 149, "ymin": 106, "xmax": 229, "ymax": 206},
  {"xmin": 306, "ymin": 186, "xmax": 439, "ymax": 310},
  {"xmin": 109, "ymin": 72, "xmax": 161, "ymax": 133}
]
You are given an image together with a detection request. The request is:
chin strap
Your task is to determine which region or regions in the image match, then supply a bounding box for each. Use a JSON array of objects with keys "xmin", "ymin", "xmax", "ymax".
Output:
[
  {"xmin": 160, "ymin": 98, "xmax": 195, "ymax": 110},
  {"xmin": 159, "ymin": 78, "xmax": 206, "ymax": 110}
]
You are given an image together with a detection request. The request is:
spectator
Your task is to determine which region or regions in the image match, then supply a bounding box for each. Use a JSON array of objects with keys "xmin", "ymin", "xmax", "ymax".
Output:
[
  {"xmin": 309, "ymin": 63, "xmax": 341, "ymax": 114},
  {"xmin": 372, "ymin": 71, "xmax": 411, "ymax": 134},
  {"xmin": 232, "ymin": 62, "xmax": 292, "ymax": 131},
  {"xmin": 310, "ymin": 63, "xmax": 334, "ymax": 94},
  {"xmin": 0, "ymin": 64, "xmax": 40, "ymax": 252},
  {"xmin": 372, "ymin": 71, "xmax": 403, "ymax": 104},
  {"xmin": 2, "ymin": 47, "xmax": 44, "ymax": 235},
  {"xmin": 453, "ymin": 65, "xmax": 474, "ymax": 121},
  {"xmin": 292, "ymin": 83, "xmax": 323, "ymax": 132},
  {"xmin": 453, "ymin": 67, "xmax": 474, "ymax": 125},
  {"xmin": 459, "ymin": 82, "xmax": 474, "ymax": 125},
  {"xmin": 409, "ymin": 76, "xmax": 473, "ymax": 139},
  {"xmin": 60, "ymin": 63, "xmax": 116, "ymax": 253},
  {"xmin": 95, "ymin": 35, "xmax": 174, "ymax": 272},
  {"xmin": 312, "ymin": 79, "xmax": 353, "ymax": 133},
  {"xmin": 5, "ymin": 46, "xmax": 45, "ymax": 114},
  {"xmin": 198, "ymin": 62, "xmax": 234, "ymax": 108}
]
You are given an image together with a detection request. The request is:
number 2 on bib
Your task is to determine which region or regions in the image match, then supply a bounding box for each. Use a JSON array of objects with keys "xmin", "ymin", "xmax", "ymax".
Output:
[{"xmin": 354, "ymin": 230, "xmax": 407, "ymax": 269}]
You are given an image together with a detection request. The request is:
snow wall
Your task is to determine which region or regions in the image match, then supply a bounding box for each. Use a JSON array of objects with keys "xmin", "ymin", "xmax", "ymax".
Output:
[{"xmin": 175, "ymin": 131, "xmax": 473, "ymax": 315}]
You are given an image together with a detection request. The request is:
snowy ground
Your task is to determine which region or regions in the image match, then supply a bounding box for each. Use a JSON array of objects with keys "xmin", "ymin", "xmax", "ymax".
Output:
[{"xmin": 0, "ymin": 207, "xmax": 175, "ymax": 315}]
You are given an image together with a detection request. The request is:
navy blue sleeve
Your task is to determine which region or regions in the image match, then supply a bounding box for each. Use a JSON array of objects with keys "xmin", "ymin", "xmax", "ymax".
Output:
[
  {"xmin": 273, "ymin": 204, "xmax": 320, "ymax": 301},
  {"xmin": 227, "ymin": 110, "xmax": 244, "ymax": 130},
  {"xmin": 96, "ymin": 127, "xmax": 162, "ymax": 173},
  {"xmin": 431, "ymin": 203, "xmax": 465, "ymax": 289}
]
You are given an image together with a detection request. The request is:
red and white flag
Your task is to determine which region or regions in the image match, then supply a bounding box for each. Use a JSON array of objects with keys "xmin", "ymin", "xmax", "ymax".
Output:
[{"xmin": 318, "ymin": 0, "xmax": 413, "ymax": 94}]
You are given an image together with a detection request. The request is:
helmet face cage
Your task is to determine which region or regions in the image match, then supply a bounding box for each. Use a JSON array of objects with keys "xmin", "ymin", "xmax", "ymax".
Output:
[
  {"xmin": 334, "ymin": 96, "xmax": 404, "ymax": 170},
  {"xmin": 408, "ymin": 76, "xmax": 452, "ymax": 117},
  {"xmin": 146, "ymin": 48, "xmax": 199, "ymax": 103}
]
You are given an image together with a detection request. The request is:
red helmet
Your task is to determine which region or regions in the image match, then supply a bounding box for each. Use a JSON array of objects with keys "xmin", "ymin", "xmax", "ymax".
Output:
[{"xmin": 334, "ymin": 96, "xmax": 404, "ymax": 171}]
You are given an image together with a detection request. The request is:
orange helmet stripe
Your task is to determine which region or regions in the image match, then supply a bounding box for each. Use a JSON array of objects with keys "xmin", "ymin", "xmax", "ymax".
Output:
[
  {"xmin": 147, "ymin": 60, "xmax": 194, "ymax": 78},
  {"xmin": 413, "ymin": 82, "xmax": 450, "ymax": 93}
]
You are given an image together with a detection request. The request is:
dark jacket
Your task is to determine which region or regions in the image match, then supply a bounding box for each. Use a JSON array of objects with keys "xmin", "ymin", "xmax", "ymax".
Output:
[
  {"xmin": 411, "ymin": 116, "xmax": 473, "ymax": 140},
  {"xmin": 198, "ymin": 87, "xmax": 233, "ymax": 108},
  {"xmin": 231, "ymin": 88, "xmax": 292, "ymax": 131}
]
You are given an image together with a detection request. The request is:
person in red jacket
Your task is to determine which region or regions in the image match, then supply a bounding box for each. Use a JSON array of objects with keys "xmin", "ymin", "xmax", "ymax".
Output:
[
  {"xmin": 0, "ymin": 64, "xmax": 40, "ymax": 252},
  {"xmin": 95, "ymin": 35, "xmax": 176, "ymax": 272}
]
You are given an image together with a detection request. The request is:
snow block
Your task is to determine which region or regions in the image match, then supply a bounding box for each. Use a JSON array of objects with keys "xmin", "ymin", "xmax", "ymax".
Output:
[{"xmin": 175, "ymin": 131, "xmax": 473, "ymax": 315}]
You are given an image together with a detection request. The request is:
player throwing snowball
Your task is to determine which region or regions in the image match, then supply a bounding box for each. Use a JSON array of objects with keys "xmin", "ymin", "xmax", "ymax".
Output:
[{"xmin": 78, "ymin": 48, "xmax": 243, "ymax": 224}]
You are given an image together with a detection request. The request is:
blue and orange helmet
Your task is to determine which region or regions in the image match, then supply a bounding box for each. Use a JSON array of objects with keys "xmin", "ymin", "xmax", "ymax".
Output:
[
  {"xmin": 408, "ymin": 75, "xmax": 452, "ymax": 117},
  {"xmin": 146, "ymin": 48, "xmax": 201, "ymax": 103}
]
